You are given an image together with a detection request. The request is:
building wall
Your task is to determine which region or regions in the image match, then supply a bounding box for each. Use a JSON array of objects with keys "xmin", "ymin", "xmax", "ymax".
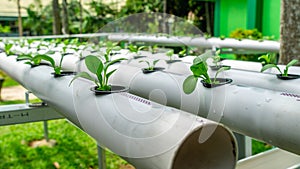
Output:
[
  {"xmin": 217, "ymin": 0, "xmax": 280, "ymax": 39},
  {"xmin": 262, "ymin": 0, "xmax": 280, "ymax": 39},
  {"xmin": 219, "ymin": 0, "xmax": 248, "ymax": 36}
]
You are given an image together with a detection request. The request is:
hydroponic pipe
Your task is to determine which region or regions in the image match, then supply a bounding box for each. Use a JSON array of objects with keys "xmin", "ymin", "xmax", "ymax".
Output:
[
  {"xmin": 115, "ymin": 53, "xmax": 300, "ymax": 95},
  {"xmin": 108, "ymin": 34, "xmax": 280, "ymax": 52},
  {"xmin": 111, "ymin": 64, "xmax": 300, "ymax": 155},
  {"xmin": 214, "ymin": 60, "xmax": 300, "ymax": 94},
  {"xmin": 0, "ymin": 53, "xmax": 237, "ymax": 169}
]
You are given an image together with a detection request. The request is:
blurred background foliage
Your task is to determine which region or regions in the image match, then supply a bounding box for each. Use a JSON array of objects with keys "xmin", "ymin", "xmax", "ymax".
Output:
[{"xmin": 20, "ymin": 0, "xmax": 215, "ymax": 36}]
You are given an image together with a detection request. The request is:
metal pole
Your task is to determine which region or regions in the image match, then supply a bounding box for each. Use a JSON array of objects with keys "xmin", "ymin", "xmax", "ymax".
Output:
[
  {"xmin": 43, "ymin": 121, "xmax": 49, "ymax": 142},
  {"xmin": 97, "ymin": 145, "xmax": 106, "ymax": 169},
  {"xmin": 234, "ymin": 133, "xmax": 252, "ymax": 160}
]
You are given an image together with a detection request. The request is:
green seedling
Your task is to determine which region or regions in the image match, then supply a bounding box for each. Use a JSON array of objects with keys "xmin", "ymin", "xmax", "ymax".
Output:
[
  {"xmin": 212, "ymin": 50, "xmax": 221, "ymax": 67},
  {"xmin": 179, "ymin": 47, "xmax": 187, "ymax": 57},
  {"xmin": 63, "ymin": 39, "xmax": 70, "ymax": 46},
  {"xmin": 166, "ymin": 49, "xmax": 174, "ymax": 61},
  {"xmin": 53, "ymin": 38, "xmax": 62, "ymax": 47},
  {"xmin": 261, "ymin": 59, "xmax": 298, "ymax": 76},
  {"xmin": 17, "ymin": 53, "xmax": 46, "ymax": 66},
  {"xmin": 36, "ymin": 54, "xmax": 65, "ymax": 75},
  {"xmin": 69, "ymin": 55, "xmax": 126, "ymax": 91},
  {"xmin": 27, "ymin": 39, "xmax": 35, "ymax": 46},
  {"xmin": 151, "ymin": 44, "xmax": 158, "ymax": 54},
  {"xmin": 183, "ymin": 56, "xmax": 230, "ymax": 94},
  {"xmin": 128, "ymin": 44, "xmax": 146, "ymax": 56},
  {"xmin": 139, "ymin": 59, "xmax": 160, "ymax": 71},
  {"xmin": 102, "ymin": 45, "xmax": 121, "ymax": 63},
  {"xmin": 4, "ymin": 43, "xmax": 14, "ymax": 55},
  {"xmin": 258, "ymin": 53, "xmax": 277, "ymax": 65}
]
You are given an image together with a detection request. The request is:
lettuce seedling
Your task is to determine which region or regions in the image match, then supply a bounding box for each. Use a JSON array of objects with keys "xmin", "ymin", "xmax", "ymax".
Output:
[
  {"xmin": 261, "ymin": 59, "xmax": 298, "ymax": 77},
  {"xmin": 128, "ymin": 44, "xmax": 145, "ymax": 56},
  {"xmin": 166, "ymin": 49, "xmax": 174, "ymax": 61},
  {"xmin": 17, "ymin": 50, "xmax": 55, "ymax": 66},
  {"xmin": 258, "ymin": 53, "xmax": 277, "ymax": 65},
  {"xmin": 183, "ymin": 57, "xmax": 230, "ymax": 94},
  {"xmin": 36, "ymin": 55, "xmax": 65, "ymax": 75},
  {"xmin": 70, "ymin": 55, "xmax": 126, "ymax": 91},
  {"xmin": 4, "ymin": 43, "xmax": 14, "ymax": 55},
  {"xmin": 139, "ymin": 59, "xmax": 160, "ymax": 71}
]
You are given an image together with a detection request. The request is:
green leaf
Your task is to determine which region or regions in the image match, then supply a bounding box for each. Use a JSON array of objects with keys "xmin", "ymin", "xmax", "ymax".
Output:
[
  {"xmin": 17, "ymin": 54, "xmax": 32, "ymax": 61},
  {"xmin": 106, "ymin": 58, "xmax": 127, "ymax": 67},
  {"xmin": 166, "ymin": 50, "xmax": 174, "ymax": 57},
  {"xmin": 286, "ymin": 59, "xmax": 298, "ymax": 68},
  {"xmin": 85, "ymin": 55, "xmax": 101, "ymax": 74},
  {"xmin": 183, "ymin": 75, "xmax": 198, "ymax": 94},
  {"xmin": 112, "ymin": 46, "xmax": 121, "ymax": 51},
  {"xmin": 106, "ymin": 69, "xmax": 117, "ymax": 81},
  {"xmin": 63, "ymin": 39, "xmax": 69, "ymax": 46},
  {"xmin": 139, "ymin": 60, "xmax": 150, "ymax": 69},
  {"xmin": 45, "ymin": 50, "xmax": 55, "ymax": 55},
  {"xmin": 260, "ymin": 64, "xmax": 281, "ymax": 74},
  {"xmin": 214, "ymin": 66, "xmax": 231, "ymax": 83},
  {"xmin": 27, "ymin": 39, "xmax": 35, "ymax": 45},
  {"xmin": 138, "ymin": 46, "xmax": 146, "ymax": 51},
  {"xmin": 96, "ymin": 63, "xmax": 103, "ymax": 86},
  {"xmin": 190, "ymin": 61, "xmax": 208, "ymax": 77},
  {"xmin": 128, "ymin": 44, "xmax": 137, "ymax": 53},
  {"xmin": 193, "ymin": 57, "xmax": 203, "ymax": 65},
  {"xmin": 179, "ymin": 49, "xmax": 186, "ymax": 55},
  {"xmin": 24, "ymin": 61, "xmax": 32, "ymax": 65},
  {"xmin": 284, "ymin": 59, "xmax": 298, "ymax": 75},
  {"xmin": 54, "ymin": 67, "xmax": 61, "ymax": 75},
  {"xmin": 153, "ymin": 59, "xmax": 160, "ymax": 67},
  {"xmin": 215, "ymin": 66, "xmax": 230, "ymax": 77},
  {"xmin": 69, "ymin": 72, "xmax": 96, "ymax": 86},
  {"xmin": 5, "ymin": 44, "xmax": 13, "ymax": 52},
  {"xmin": 35, "ymin": 54, "xmax": 55, "ymax": 68},
  {"xmin": 32, "ymin": 57, "xmax": 41, "ymax": 65},
  {"xmin": 258, "ymin": 54, "xmax": 270, "ymax": 64}
]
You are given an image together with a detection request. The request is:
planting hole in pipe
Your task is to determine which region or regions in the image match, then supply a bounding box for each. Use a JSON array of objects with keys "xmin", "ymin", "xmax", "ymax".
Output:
[
  {"xmin": 90, "ymin": 85, "xmax": 129, "ymax": 95},
  {"xmin": 276, "ymin": 74, "xmax": 300, "ymax": 80},
  {"xmin": 51, "ymin": 71, "xmax": 77, "ymax": 78},
  {"xmin": 201, "ymin": 78, "xmax": 233, "ymax": 88}
]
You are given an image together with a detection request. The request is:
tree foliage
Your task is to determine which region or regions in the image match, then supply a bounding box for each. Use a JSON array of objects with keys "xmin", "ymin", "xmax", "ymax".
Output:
[{"xmin": 23, "ymin": 0, "xmax": 214, "ymax": 35}]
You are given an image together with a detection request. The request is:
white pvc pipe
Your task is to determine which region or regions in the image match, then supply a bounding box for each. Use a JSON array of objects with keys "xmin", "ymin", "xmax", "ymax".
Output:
[
  {"xmin": 219, "ymin": 60, "xmax": 300, "ymax": 94},
  {"xmin": 0, "ymin": 53, "xmax": 237, "ymax": 169},
  {"xmin": 111, "ymin": 64, "xmax": 300, "ymax": 155},
  {"xmin": 117, "ymin": 53, "xmax": 300, "ymax": 95},
  {"xmin": 108, "ymin": 34, "xmax": 280, "ymax": 52}
]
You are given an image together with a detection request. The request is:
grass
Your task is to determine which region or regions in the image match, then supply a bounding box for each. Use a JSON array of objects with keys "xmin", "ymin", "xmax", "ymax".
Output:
[
  {"xmin": 0, "ymin": 70, "xmax": 20, "ymax": 87},
  {"xmin": 252, "ymin": 139, "xmax": 273, "ymax": 155},
  {"xmin": 0, "ymin": 100, "xmax": 133, "ymax": 169},
  {"xmin": 0, "ymin": 119, "xmax": 132, "ymax": 169},
  {"xmin": 0, "ymin": 100, "xmax": 25, "ymax": 105}
]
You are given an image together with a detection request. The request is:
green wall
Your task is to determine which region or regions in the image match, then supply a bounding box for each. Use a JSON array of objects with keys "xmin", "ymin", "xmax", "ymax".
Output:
[
  {"xmin": 216, "ymin": 0, "xmax": 280, "ymax": 39},
  {"xmin": 219, "ymin": 0, "xmax": 248, "ymax": 36},
  {"xmin": 262, "ymin": 0, "xmax": 280, "ymax": 39}
]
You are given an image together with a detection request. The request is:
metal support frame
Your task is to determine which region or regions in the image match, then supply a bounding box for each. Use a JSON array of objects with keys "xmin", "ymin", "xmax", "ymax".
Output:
[
  {"xmin": 0, "ymin": 103, "xmax": 63, "ymax": 126},
  {"xmin": 237, "ymin": 148, "xmax": 300, "ymax": 169},
  {"xmin": 234, "ymin": 133, "xmax": 252, "ymax": 160},
  {"xmin": 97, "ymin": 145, "xmax": 106, "ymax": 169}
]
